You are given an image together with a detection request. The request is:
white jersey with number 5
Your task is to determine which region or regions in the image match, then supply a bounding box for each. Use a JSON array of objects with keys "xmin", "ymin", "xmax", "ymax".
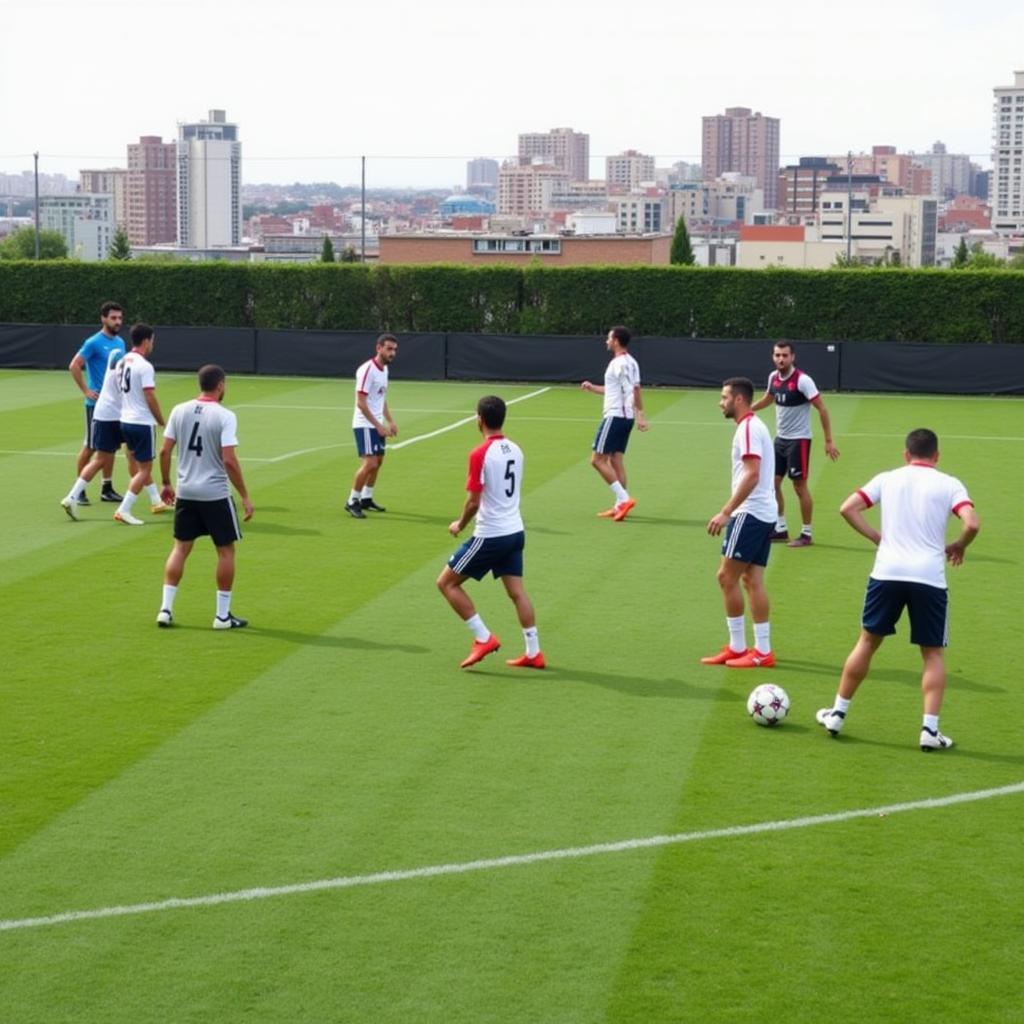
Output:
[
  {"xmin": 467, "ymin": 434, "xmax": 524, "ymax": 538},
  {"xmin": 164, "ymin": 397, "xmax": 239, "ymax": 501}
]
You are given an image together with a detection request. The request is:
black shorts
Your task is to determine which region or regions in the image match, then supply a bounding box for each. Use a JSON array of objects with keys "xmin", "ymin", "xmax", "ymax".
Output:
[
  {"xmin": 174, "ymin": 497, "xmax": 243, "ymax": 547},
  {"xmin": 862, "ymin": 577, "xmax": 949, "ymax": 647},
  {"xmin": 775, "ymin": 437, "xmax": 811, "ymax": 481}
]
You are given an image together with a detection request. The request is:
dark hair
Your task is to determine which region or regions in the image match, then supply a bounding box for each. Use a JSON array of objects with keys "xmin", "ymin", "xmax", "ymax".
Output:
[
  {"xmin": 198, "ymin": 364, "xmax": 226, "ymax": 393},
  {"xmin": 100, "ymin": 301, "xmax": 123, "ymax": 317},
  {"xmin": 773, "ymin": 340, "xmax": 794, "ymax": 353},
  {"xmin": 609, "ymin": 325, "xmax": 631, "ymax": 347},
  {"xmin": 376, "ymin": 333, "xmax": 398, "ymax": 347},
  {"xmin": 723, "ymin": 376, "xmax": 754, "ymax": 404},
  {"xmin": 477, "ymin": 394, "xmax": 507, "ymax": 430},
  {"xmin": 905, "ymin": 428, "xmax": 938, "ymax": 458},
  {"xmin": 130, "ymin": 322, "xmax": 154, "ymax": 347}
]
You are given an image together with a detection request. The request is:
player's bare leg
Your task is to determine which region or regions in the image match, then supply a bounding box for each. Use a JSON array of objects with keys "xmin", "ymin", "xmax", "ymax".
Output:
[
  {"xmin": 816, "ymin": 629, "xmax": 884, "ymax": 736},
  {"xmin": 157, "ymin": 539, "xmax": 194, "ymax": 627},
  {"xmin": 592, "ymin": 451, "xmax": 633, "ymax": 518},
  {"xmin": 787, "ymin": 478, "xmax": 815, "ymax": 546},
  {"xmin": 212, "ymin": 543, "xmax": 246, "ymax": 630},
  {"xmin": 114, "ymin": 459, "xmax": 153, "ymax": 525},
  {"xmin": 437, "ymin": 566, "xmax": 501, "ymax": 668},
  {"xmin": 502, "ymin": 574, "xmax": 544, "ymax": 668}
]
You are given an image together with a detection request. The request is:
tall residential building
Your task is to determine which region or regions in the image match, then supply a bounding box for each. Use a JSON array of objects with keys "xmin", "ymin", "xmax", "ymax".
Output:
[
  {"xmin": 126, "ymin": 136, "xmax": 177, "ymax": 245},
  {"xmin": 176, "ymin": 109, "xmax": 242, "ymax": 247},
  {"xmin": 909, "ymin": 142, "xmax": 973, "ymax": 201},
  {"xmin": 778, "ymin": 158, "xmax": 841, "ymax": 218},
  {"xmin": 606, "ymin": 150, "xmax": 656, "ymax": 191},
  {"xmin": 702, "ymin": 107, "xmax": 780, "ymax": 208},
  {"xmin": 497, "ymin": 161, "xmax": 569, "ymax": 216},
  {"xmin": 40, "ymin": 193, "xmax": 114, "ymax": 261},
  {"xmin": 466, "ymin": 157, "xmax": 499, "ymax": 192},
  {"xmin": 992, "ymin": 70, "xmax": 1024, "ymax": 233},
  {"xmin": 78, "ymin": 169, "xmax": 127, "ymax": 230},
  {"xmin": 517, "ymin": 127, "xmax": 590, "ymax": 182}
]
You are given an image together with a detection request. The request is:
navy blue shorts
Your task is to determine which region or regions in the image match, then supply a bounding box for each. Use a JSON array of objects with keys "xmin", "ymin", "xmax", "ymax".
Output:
[
  {"xmin": 121, "ymin": 423, "xmax": 156, "ymax": 463},
  {"xmin": 89, "ymin": 418, "xmax": 123, "ymax": 454},
  {"xmin": 592, "ymin": 417, "xmax": 634, "ymax": 455},
  {"xmin": 862, "ymin": 577, "xmax": 949, "ymax": 647},
  {"xmin": 721, "ymin": 513, "xmax": 774, "ymax": 567},
  {"xmin": 448, "ymin": 531, "xmax": 525, "ymax": 580},
  {"xmin": 775, "ymin": 437, "xmax": 811, "ymax": 481},
  {"xmin": 354, "ymin": 426, "xmax": 386, "ymax": 457}
]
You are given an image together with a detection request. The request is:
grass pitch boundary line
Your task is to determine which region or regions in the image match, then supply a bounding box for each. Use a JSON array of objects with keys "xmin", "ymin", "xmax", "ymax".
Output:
[{"xmin": 2, "ymin": 780, "xmax": 1020, "ymax": 934}]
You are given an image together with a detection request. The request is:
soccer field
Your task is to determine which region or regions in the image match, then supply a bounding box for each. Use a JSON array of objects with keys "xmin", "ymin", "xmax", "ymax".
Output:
[{"xmin": 1, "ymin": 369, "xmax": 1022, "ymax": 1024}]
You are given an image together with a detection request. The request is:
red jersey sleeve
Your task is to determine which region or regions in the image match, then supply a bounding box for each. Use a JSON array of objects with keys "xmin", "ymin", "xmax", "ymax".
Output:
[{"xmin": 465, "ymin": 444, "xmax": 486, "ymax": 493}]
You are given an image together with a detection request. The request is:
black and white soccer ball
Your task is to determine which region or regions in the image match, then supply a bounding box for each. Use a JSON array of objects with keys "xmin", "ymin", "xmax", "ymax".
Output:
[{"xmin": 747, "ymin": 683, "xmax": 790, "ymax": 727}]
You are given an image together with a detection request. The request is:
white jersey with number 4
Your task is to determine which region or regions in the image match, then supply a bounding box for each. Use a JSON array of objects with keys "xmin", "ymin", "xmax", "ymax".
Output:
[
  {"xmin": 164, "ymin": 397, "xmax": 240, "ymax": 501},
  {"xmin": 467, "ymin": 434, "xmax": 524, "ymax": 538},
  {"xmin": 118, "ymin": 350, "xmax": 157, "ymax": 425}
]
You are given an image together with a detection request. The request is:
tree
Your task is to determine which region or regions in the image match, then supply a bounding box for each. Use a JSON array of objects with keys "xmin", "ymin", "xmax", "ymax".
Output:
[
  {"xmin": 831, "ymin": 251, "xmax": 865, "ymax": 269},
  {"xmin": 340, "ymin": 245, "xmax": 359, "ymax": 263},
  {"xmin": 951, "ymin": 236, "xmax": 970, "ymax": 269},
  {"xmin": 320, "ymin": 235, "xmax": 335, "ymax": 263},
  {"xmin": 0, "ymin": 227, "xmax": 68, "ymax": 260},
  {"xmin": 669, "ymin": 215, "xmax": 695, "ymax": 265},
  {"xmin": 108, "ymin": 227, "xmax": 132, "ymax": 260},
  {"xmin": 966, "ymin": 244, "xmax": 1005, "ymax": 269}
]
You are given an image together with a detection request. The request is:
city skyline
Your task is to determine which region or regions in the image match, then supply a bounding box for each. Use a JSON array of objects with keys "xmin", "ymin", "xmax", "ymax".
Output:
[{"xmin": 2, "ymin": 0, "xmax": 1021, "ymax": 189}]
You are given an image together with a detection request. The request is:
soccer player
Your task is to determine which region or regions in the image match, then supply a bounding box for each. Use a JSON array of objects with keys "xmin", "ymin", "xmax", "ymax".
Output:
[
  {"xmin": 750, "ymin": 340, "xmax": 839, "ymax": 547},
  {"xmin": 817, "ymin": 429, "xmax": 979, "ymax": 751},
  {"xmin": 67, "ymin": 301, "xmax": 128, "ymax": 504},
  {"xmin": 437, "ymin": 395, "xmax": 544, "ymax": 670},
  {"xmin": 112, "ymin": 323, "xmax": 168, "ymax": 525},
  {"xmin": 346, "ymin": 333, "xmax": 398, "ymax": 519},
  {"xmin": 156, "ymin": 364, "xmax": 254, "ymax": 630},
  {"xmin": 702, "ymin": 377, "xmax": 779, "ymax": 669},
  {"xmin": 581, "ymin": 325, "xmax": 648, "ymax": 522}
]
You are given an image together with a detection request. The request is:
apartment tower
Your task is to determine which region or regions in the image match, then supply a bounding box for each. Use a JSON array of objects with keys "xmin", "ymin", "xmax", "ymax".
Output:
[
  {"xmin": 992, "ymin": 70, "xmax": 1024, "ymax": 233},
  {"xmin": 176, "ymin": 109, "xmax": 242, "ymax": 248},
  {"xmin": 126, "ymin": 137, "xmax": 177, "ymax": 245},
  {"xmin": 702, "ymin": 107, "xmax": 780, "ymax": 209},
  {"xmin": 518, "ymin": 128, "xmax": 590, "ymax": 182}
]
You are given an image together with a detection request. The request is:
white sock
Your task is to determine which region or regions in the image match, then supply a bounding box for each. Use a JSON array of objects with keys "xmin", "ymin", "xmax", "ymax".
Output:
[
  {"xmin": 727, "ymin": 615, "xmax": 746, "ymax": 653},
  {"xmin": 465, "ymin": 613, "xmax": 490, "ymax": 642},
  {"xmin": 162, "ymin": 584, "xmax": 178, "ymax": 612},
  {"xmin": 119, "ymin": 491, "xmax": 138, "ymax": 514},
  {"xmin": 349, "ymin": 489, "xmax": 360, "ymax": 503},
  {"xmin": 776, "ymin": 517, "xmax": 788, "ymax": 532},
  {"xmin": 834, "ymin": 696, "xmax": 851, "ymax": 715},
  {"xmin": 523, "ymin": 626, "xmax": 540, "ymax": 657},
  {"xmin": 611, "ymin": 481, "xmax": 629, "ymax": 503},
  {"xmin": 753, "ymin": 621, "xmax": 771, "ymax": 654},
  {"xmin": 145, "ymin": 483, "xmax": 161, "ymax": 503},
  {"xmin": 361, "ymin": 486, "xmax": 374, "ymax": 499},
  {"xmin": 923, "ymin": 714, "xmax": 939, "ymax": 732},
  {"xmin": 216, "ymin": 591, "xmax": 232, "ymax": 619},
  {"xmin": 67, "ymin": 476, "xmax": 89, "ymax": 501},
  {"xmin": 801, "ymin": 524, "xmax": 812, "ymax": 537}
]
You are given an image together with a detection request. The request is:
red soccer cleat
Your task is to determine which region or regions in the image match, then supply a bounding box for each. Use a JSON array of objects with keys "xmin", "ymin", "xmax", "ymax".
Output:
[
  {"xmin": 701, "ymin": 645, "xmax": 748, "ymax": 665},
  {"xmin": 724, "ymin": 649, "xmax": 776, "ymax": 668},
  {"xmin": 460, "ymin": 634, "xmax": 501, "ymax": 668},
  {"xmin": 611, "ymin": 498, "xmax": 636, "ymax": 522},
  {"xmin": 596, "ymin": 507, "xmax": 617, "ymax": 518},
  {"xmin": 506, "ymin": 652, "xmax": 546, "ymax": 669}
]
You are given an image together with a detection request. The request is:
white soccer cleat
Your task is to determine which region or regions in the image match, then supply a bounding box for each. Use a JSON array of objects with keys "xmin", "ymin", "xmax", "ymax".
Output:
[
  {"xmin": 816, "ymin": 707, "xmax": 846, "ymax": 736},
  {"xmin": 60, "ymin": 496, "xmax": 79, "ymax": 521},
  {"xmin": 920, "ymin": 727, "xmax": 953, "ymax": 752},
  {"xmin": 213, "ymin": 614, "xmax": 248, "ymax": 630},
  {"xmin": 156, "ymin": 608, "xmax": 173, "ymax": 628},
  {"xmin": 114, "ymin": 510, "xmax": 144, "ymax": 526},
  {"xmin": 150, "ymin": 502, "xmax": 173, "ymax": 514}
]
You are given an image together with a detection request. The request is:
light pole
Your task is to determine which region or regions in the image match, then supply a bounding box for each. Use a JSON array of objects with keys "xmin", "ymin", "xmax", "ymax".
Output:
[
  {"xmin": 33, "ymin": 152, "xmax": 40, "ymax": 259},
  {"xmin": 845, "ymin": 150, "xmax": 853, "ymax": 264},
  {"xmin": 360, "ymin": 155, "xmax": 366, "ymax": 264}
]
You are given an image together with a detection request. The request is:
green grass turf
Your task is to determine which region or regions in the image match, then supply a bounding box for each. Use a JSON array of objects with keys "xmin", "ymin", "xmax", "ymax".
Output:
[{"xmin": 1, "ymin": 368, "xmax": 1021, "ymax": 1023}]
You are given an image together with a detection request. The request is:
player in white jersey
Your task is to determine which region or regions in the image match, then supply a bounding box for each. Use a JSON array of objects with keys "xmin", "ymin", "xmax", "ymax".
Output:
[
  {"xmin": 702, "ymin": 377, "xmax": 779, "ymax": 669},
  {"xmin": 437, "ymin": 395, "xmax": 544, "ymax": 670},
  {"xmin": 817, "ymin": 428, "xmax": 979, "ymax": 751},
  {"xmin": 109, "ymin": 323, "xmax": 169, "ymax": 525},
  {"xmin": 581, "ymin": 326, "xmax": 648, "ymax": 522},
  {"xmin": 345, "ymin": 333, "xmax": 398, "ymax": 519},
  {"xmin": 155, "ymin": 364, "xmax": 254, "ymax": 630},
  {"xmin": 751, "ymin": 340, "xmax": 840, "ymax": 547},
  {"xmin": 59, "ymin": 347, "xmax": 142, "ymax": 519}
]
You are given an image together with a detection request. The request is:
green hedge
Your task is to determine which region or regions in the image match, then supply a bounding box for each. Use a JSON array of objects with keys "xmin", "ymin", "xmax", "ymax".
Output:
[{"xmin": 0, "ymin": 261, "xmax": 1021, "ymax": 342}]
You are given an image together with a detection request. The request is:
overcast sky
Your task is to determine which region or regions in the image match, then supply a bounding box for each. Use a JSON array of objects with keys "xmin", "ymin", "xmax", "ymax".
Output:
[{"xmin": 2, "ymin": 0, "xmax": 1022, "ymax": 190}]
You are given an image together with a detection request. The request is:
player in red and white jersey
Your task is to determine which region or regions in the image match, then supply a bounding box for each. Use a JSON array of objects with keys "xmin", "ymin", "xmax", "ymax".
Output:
[
  {"xmin": 345, "ymin": 333, "xmax": 398, "ymax": 519},
  {"xmin": 112, "ymin": 323, "xmax": 169, "ymax": 526},
  {"xmin": 751, "ymin": 340, "xmax": 840, "ymax": 547},
  {"xmin": 817, "ymin": 428, "xmax": 979, "ymax": 751},
  {"xmin": 702, "ymin": 377, "xmax": 779, "ymax": 669},
  {"xmin": 437, "ymin": 395, "xmax": 544, "ymax": 670}
]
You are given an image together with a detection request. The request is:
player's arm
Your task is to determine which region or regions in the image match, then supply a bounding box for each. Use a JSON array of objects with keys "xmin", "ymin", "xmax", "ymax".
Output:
[
  {"xmin": 580, "ymin": 381, "xmax": 605, "ymax": 393},
  {"xmin": 810, "ymin": 395, "xmax": 839, "ymax": 460},
  {"xmin": 356, "ymin": 393, "xmax": 386, "ymax": 436},
  {"xmin": 382, "ymin": 399, "xmax": 398, "ymax": 437},
  {"xmin": 448, "ymin": 492, "xmax": 480, "ymax": 537},
  {"xmin": 946, "ymin": 505, "xmax": 980, "ymax": 566},
  {"xmin": 223, "ymin": 446, "xmax": 254, "ymax": 521},
  {"xmin": 69, "ymin": 352, "xmax": 97, "ymax": 401},
  {"xmin": 750, "ymin": 391, "xmax": 773, "ymax": 412},
  {"xmin": 159, "ymin": 435, "xmax": 177, "ymax": 504},
  {"xmin": 633, "ymin": 385, "xmax": 648, "ymax": 431},
  {"xmin": 144, "ymin": 388, "xmax": 165, "ymax": 427},
  {"xmin": 839, "ymin": 491, "xmax": 880, "ymax": 546},
  {"xmin": 707, "ymin": 457, "xmax": 759, "ymax": 535}
]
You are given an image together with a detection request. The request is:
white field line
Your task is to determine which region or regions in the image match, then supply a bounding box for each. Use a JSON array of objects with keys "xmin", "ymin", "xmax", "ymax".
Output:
[{"xmin": 2, "ymin": 780, "xmax": 1021, "ymax": 934}]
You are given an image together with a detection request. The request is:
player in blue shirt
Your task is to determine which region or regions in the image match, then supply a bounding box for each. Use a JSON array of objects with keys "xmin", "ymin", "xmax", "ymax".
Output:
[{"xmin": 68, "ymin": 301, "xmax": 129, "ymax": 504}]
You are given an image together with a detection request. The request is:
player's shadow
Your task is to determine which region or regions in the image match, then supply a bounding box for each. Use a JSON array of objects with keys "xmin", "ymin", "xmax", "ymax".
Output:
[
  {"xmin": 246, "ymin": 522, "xmax": 322, "ymax": 536},
  {"xmin": 470, "ymin": 664, "xmax": 717, "ymax": 701},
  {"xmin": 367, "ymin": 511, "xmax": 453, "ymax": 527},
  {"xmin": 870, "ymin": 667, "xmax": 1006, "ymax": 695},
  {"xmin": 612, "ymin": 516, "xmax": 707, "ymax": 529},
  {"xmin": 821, "ymin": 733, "xmax": 1024, "ymax": 766},
  {"xmin": 247, "ymin": 627, "xmax": 428, "ymax": 653}
]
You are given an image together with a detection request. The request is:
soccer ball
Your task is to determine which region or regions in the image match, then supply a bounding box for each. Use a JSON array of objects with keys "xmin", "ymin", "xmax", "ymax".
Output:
[{"xmin": 747, "ymin": 683, "xmax": 790, "ymax": 727}]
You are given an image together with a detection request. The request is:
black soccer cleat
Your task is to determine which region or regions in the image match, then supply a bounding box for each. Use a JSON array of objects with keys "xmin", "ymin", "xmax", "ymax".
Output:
[
  {"xmin": 101, "ymin": 488, "xmax": 124, "ymax": 502},
  {"xmin": 361, "ymin": 498, "xmax": 387, "ymax": 512},
  {"xmin": 213, "ymin": 614, "xmax": 248, "ymax": 630},
  {"xmin": 77, "ymin": 493, "xmax": 91, "ymax": 506},
  {"xmin": 345, "ymin": 499, "xmax": 366, "ymax": 519}
]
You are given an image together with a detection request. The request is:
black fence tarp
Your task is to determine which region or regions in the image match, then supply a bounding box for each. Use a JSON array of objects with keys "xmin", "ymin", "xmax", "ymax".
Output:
[{"xmin": 1, "ymin": 323, "xmax": 1021, "ymax": 394}]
